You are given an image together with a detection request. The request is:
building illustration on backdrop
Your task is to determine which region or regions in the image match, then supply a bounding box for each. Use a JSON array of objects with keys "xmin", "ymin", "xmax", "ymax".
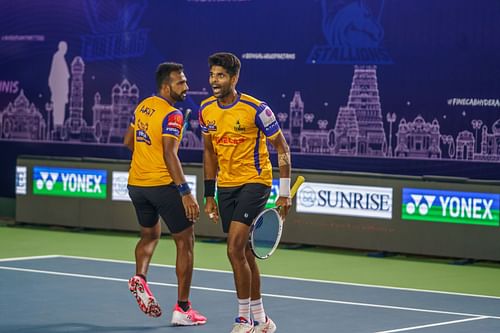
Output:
[
  {"xmin": 0, "ymin": 90, "xmax": 47, "ymax": 140},
  {"xmin": 394, "ymin": 116, "xmax": 441, "ymax": 159},
  {"xmin": 93, "ymin": 79, "xmax": 139, "ymax": 143},
  {"xmin": 1, "ymin": 55, "xmax": 140, "ymax": 144},
  {"xmin": 279, "ymin": 65, "xmax": 387, "ymax": 157},
  {"xmin": 1, "ymin": 60, "xmax": 499, "ymax": 163}
]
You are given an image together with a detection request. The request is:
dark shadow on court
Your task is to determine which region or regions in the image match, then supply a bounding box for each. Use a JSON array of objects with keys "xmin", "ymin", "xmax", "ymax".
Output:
[{"xmin": 0, "ymin": 323, "xmax": 169, "ymax": 333}]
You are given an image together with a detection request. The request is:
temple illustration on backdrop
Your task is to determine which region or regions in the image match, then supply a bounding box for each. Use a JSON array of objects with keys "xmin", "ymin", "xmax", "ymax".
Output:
[
  {"xmin": 270, "ymin": 65, "xmax": 499, "ymax": 162},
  {"xmin": 1, "ymin": 62, "xmax": 499, "ymax": 162}
]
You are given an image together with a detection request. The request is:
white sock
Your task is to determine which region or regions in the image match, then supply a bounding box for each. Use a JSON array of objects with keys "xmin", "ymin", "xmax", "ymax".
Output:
[
  {"xmin": 238, "ymin": 298, "xmax": 251, "ymax": 320},
  {"xmin": 251, "ymin": 298, "xmax": 266, "ymax": 323}
]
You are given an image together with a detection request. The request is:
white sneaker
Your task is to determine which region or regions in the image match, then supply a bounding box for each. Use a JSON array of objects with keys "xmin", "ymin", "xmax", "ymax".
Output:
[
  {"xmin": 231, "ymin": 317, "xmax": 255, "ymax": 333},
  {"xmin": 254, "ymin": 316, "xmax": 276, "ymax": 333}
]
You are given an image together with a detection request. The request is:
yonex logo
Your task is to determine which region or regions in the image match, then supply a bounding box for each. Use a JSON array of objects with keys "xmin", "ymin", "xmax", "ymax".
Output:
[
  {"xmin": 33, "ymin": 167, "xmax": 107, "ymax": 199},
  {"xmin": 36, "ymin": 171, "xmax": 59, "ymax": 191},
  {"xmin": 402, "ymin": 188, "xmax": 499, "ymax": 226},
  {"xmin": 405, "ymin": 194, "xmax": 436, "ymax": 216}
]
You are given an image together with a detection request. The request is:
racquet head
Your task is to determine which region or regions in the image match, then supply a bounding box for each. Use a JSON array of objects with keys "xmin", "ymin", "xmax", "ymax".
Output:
[
  {"xmin": 249, "ymin": 175, "xmax": 305, "ymax": 259},
  {"xmin": 249, "ymin": 208, "xmax": 283, "ymax": 259}
]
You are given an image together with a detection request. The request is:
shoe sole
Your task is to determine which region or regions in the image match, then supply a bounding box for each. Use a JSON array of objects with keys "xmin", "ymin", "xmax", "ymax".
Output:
[
  {"xmin": 256, "ymin": 325, "xmax": 276, "ymax": 333},
  {"xmin": 129, "ymin": 278, "xmax": 162, "ymax": 318},
  {"xmin": 255, "ymin": 320, "xmax": 276, "ymax": 333},
  {"xmin": 171, "ymin": 321, "xmax": 207, "ymax": 326},
  {"xmin": 171, "ymin": 311, "xmax": 207, "ymax": 326}
]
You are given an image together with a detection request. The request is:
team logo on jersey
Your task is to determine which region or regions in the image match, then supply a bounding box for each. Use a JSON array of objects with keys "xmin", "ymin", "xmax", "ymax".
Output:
[
  {"xmin": 234, "ymin": 120, "xmax": 246, "ymax": 132},
  {"xmin": 207, "ymin": 120, "xmax": 217, "ymax": 131},
  {"xmin": 136, "ymin": 119, "xmax": 151, "ymax": 145}
]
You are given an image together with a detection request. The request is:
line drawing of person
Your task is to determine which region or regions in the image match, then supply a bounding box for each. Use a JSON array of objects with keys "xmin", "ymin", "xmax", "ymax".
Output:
[{"xmin": 48, "ymin": 41, "xmax": 70, "ymax": 128}]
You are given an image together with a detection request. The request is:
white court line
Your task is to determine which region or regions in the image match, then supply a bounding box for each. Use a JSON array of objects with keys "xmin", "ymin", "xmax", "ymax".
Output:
[
  {"xmin": 58, "ymin": 255, "xmax": 500, "ymax": 301},
  {"xmin": 1, "ymin": 265, "xmax": 499, "ymax": 321},
  {"xmin": 0, "ymin": 255, "xmax": 59, "ymax": 262},
  {"xmin": 3, "ymin": 254, "xmax": 500, "ymax": 301},
  {"xmin": 374, "ymin": 316, "xmax": 490, "ymax": 333}
]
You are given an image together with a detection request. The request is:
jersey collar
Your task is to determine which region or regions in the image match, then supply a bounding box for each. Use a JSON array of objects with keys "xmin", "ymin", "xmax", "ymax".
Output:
[
  {"xmin": 217, "ymin": 92, "xmax": 241, "ymax": 109},
  {"xmin": 155, "ymin": 94, "xmax": 174, "ymax": 106}
]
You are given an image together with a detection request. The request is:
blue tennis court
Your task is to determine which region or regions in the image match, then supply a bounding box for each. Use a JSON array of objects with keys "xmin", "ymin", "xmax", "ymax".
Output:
[{"xmin": 1, "ymin": 255, "xmax": 499, "ymax": 332}]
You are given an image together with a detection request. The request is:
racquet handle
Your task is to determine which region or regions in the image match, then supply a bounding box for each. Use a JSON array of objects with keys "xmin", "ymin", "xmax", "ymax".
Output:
[
  {"xmin": 183, "ymin": 109, "xmax": 192, "ymax": 133},
  {"xmin": 290, "ymin": 176, "xmax": 305, "ymax": 198}
]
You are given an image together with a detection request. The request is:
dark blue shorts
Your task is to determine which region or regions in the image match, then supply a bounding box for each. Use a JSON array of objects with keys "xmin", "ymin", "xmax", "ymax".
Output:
[
  {"xmin": 217, "ymin": 183, "xmax": 271, "ymax": 233},
  {"xmin": 127, "ymin": 184, "xmax": 192, "ymax": 234}
]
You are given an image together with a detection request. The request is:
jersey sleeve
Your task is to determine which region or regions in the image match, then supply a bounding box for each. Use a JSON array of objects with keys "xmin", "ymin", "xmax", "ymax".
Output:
[
  {"xmin": 161, "ymin": 110, "xmax": 184, "ymax": 139},
  {"xmin": 255, "ymin": 103, "xmax": 280, "ymax": 138},
  {"xmin": 130, "ymin": 112, "xmax": 135, "ymax": 128},
  {"xmin": 198, "ymin": 107, "xmax": 209, "ymax": 135}
]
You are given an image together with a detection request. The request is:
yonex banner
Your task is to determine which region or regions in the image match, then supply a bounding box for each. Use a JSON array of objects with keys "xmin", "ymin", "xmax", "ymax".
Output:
[
  {"xmin": 297, "ymin": 182, "xmax": 393, "ymax": 219},
  {"xmin": 111, "ymin": 172, "xmax": 197, "ymax": 202},
  {"xmin": 402, "ymin": 188, "xmax": 500, "ymax": 226},
  {"xmin": 33, "ymin": 166, "xmax": 107, "ymax": 199},
  {"xmin": 15, "ymin": 166, "xmax": 27, "ymax": 195}
]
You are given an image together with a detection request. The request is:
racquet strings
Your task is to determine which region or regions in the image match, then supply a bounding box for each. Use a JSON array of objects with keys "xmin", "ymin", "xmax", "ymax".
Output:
[{"xmin": 252, "ymin": 210, "xmax": 281, "ymax": 258}]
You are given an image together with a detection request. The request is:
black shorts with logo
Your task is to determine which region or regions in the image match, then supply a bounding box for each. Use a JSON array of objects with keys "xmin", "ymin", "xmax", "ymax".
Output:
[
  {"xmin": 217, "ymin": 183, "xmax": 271, "ymax": 233},
  {"xmin": 127, "ymin": 184, "xmax": 192, "ymax": 234}
]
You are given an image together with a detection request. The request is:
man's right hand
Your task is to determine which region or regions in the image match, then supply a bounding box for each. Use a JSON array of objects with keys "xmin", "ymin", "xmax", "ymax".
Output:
[
  {"xmin": 204, "ymin": 197, "xmax": 219, "ymax": 223},
  {"xmin": 182, "ymin": 193, "xmax": 199, "ymax": 222}
]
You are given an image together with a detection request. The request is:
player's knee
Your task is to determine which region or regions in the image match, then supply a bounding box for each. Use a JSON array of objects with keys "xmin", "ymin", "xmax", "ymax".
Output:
[
  {"xmin": 175, "ymin": 237, "xmax": 193, "ymax": 253},
  {"xmin": 227, "ymin": 243, "xmax": 246, "ymax": 262},
  {"xmin": 141, "ymin": 230, "xmax": 161, "ymax": 242}
]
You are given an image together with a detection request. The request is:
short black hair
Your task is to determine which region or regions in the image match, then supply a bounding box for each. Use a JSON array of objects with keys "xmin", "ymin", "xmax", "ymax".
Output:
[
  {"xmin": 156, "ymin": 62, "xmax": 184, "ymax": 91},
  {"xmin": 208, "ymin": 52, "xmax": 241, "ymax": 77}
]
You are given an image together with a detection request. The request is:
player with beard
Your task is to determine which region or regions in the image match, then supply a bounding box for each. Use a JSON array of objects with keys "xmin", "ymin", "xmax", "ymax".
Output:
[
  {"xmin": 199, "ymin": 53, "xmax": 292, "ymax": 333},
  {"xmin": 124, "ymin": 62, "xmax": 207, "ymax": 326}
]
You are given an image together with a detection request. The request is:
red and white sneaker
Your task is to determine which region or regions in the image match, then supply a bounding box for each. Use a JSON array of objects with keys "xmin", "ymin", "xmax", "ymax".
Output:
[
  {"xmin": 171, "ymin": 302, "xmax": 207, "ymax": 326},
  {"xmin": 254, "ymin": 316, "xmax": 276, "ymax": 333},
  {"xmin": 128, "ymin": 275, "xmax": 162, "ymax": 318},
  {"xmin": 231, "ymin": 317, "xmax": 255, "ymax": 333}
]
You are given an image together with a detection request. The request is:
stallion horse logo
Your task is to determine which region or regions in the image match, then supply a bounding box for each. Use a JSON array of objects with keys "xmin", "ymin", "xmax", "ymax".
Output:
[
  {"xmin": 322, "ymin": 0, "xmax": 383, "ymax": 48},
  {"xmin": 81, "ymin": 0, "xmax": 149, "ymax": 61},
  {"xmin": 308, "ymin": 0, "xmax": 392, "ymax": 64}
]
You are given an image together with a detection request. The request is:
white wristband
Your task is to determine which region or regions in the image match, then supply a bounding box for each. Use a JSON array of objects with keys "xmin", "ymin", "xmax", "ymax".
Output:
[{"xmin": 279, "ymin": 178, "xmax": 291, "ymax": 197}]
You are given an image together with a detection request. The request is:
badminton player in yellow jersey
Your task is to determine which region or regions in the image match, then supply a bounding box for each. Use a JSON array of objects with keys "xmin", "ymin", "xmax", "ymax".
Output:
[
  {"xmin": 200, "ymin": 53, "xmax": 292, "ymax": 333},
  {"xmin": 123, "ymin": 62, "xmax": 206, "ymax": 326}
]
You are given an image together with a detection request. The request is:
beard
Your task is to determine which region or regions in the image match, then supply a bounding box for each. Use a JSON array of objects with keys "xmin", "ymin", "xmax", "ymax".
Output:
[{"xmin": 170, "ymin": 90, "xmax": 187, "ymax": 102}]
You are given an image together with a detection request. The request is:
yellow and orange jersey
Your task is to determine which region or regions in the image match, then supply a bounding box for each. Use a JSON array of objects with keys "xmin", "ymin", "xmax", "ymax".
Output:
[
  {"xmin": 199, "ymin": 93, "xmax": 281, "ymax": 187},
  {"xmin": 128, "ymin": 95, "xmax": 184, "ymax": 186}
]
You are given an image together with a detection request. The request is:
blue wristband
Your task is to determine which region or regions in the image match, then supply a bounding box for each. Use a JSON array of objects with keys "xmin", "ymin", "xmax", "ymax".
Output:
[{"xmin": 177, "ymin": 182, "xmax": 191, "ymax": 196}]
